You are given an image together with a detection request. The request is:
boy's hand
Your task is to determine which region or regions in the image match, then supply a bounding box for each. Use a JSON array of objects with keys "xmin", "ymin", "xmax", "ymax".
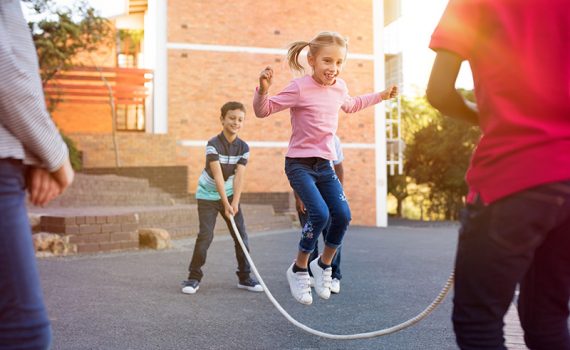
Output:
[
  {"xmin": 223, "ymin": 201, "xmax": 235, "ymax": 219},
  {"xmin": 259, "ymin": 66, "xmax": 273, "ymax": 94},
  {"xmin": 231, "ymin": 201, "xmax": 239, "ymax": 216},
  {"xmin": 380, "ymin": 85, "xmax": 398, "ymax": 100}
]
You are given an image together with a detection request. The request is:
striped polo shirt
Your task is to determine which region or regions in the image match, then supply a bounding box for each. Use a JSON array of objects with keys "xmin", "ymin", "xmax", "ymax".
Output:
[
  {"xmin": 0, "ymin": 0, "xmax": 68, "ymax": 171},
  {"xmin": 195, "ymin": 132, "xmax": 250, "ymax": 201}
]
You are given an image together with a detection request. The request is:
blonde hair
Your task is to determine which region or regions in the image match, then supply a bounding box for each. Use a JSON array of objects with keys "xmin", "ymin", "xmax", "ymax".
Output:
[{"xmin": 286, "ymin": 31, "xmax": 349, "ymax": 74}]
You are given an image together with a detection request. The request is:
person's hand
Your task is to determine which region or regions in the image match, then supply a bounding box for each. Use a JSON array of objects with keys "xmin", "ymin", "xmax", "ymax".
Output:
[
  {"xmin": 50, "ymin": 157, "xmax": 75, "ymax": 193},
  {"xmin": 224, "ymin": 201, "xmax": 235, "ymax": 219},
  {"xmin": 380, "ymin": 85, "xmax": 398, "ymax": 100},
  {"xmin": 27, "ymin": 167, "xmax": 61, "ymax": 206},
  {"xmin": 231, "ymin": 201, "xmax": 240, "ymax": 216},
  {"xmin": 259, "ymin": 66, "xmax": 273, "ymax": 94},
  {"xmin": 295, "ymin": 197, "xmax": 306, "ymax": 214}
]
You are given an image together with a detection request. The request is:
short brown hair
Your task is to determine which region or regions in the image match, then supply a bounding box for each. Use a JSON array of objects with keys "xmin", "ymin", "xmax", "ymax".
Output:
[{"xmin": 220, "ymin": 101, "xmax": 246, "ymax": 118}]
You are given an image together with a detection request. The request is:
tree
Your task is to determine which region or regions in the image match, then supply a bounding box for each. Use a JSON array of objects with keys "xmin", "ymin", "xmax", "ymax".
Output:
[
  {"xmin": 23, "ymin": 0, "xmax": 112, "ymax": 111},
  {"xmin": 405, "ymin": 91, "xmax": 480, "ymax": 220},
  {"xmin": 387, "ymin": 96, "xmax": 438, "ymax": 217}
]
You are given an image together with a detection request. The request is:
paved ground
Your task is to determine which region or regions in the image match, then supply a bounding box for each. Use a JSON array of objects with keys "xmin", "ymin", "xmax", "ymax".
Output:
[{"xmin": 37, "ymin": 222, "xmax": 525, "ymax": 350}]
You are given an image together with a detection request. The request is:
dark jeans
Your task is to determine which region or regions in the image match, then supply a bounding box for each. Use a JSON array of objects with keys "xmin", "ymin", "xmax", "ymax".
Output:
[
  {"xmin": 188, "ymin": 197, "xmax": 252, "ymax": 282},
  {"xmin": 298, "ymin": 211, "xmax": 342, "ymax": 280},
  {"xmin": 285, "ymin": 157, "xmax": 351, "ymax": 253},
  {"xmin": 454, "ymin": 181, "xmax": 570, "ymax": 350},
  {"xmin": 0, "ymin": 159, "xmax": 51, "ymax": 350}
]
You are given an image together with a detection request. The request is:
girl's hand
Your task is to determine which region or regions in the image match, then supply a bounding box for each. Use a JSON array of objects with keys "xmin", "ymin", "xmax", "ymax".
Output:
[
  {"xmin": 259, "ymin": 66, "xmax": 273, "ymax": 94},
  {"xmin": 381, "ymin": 85, "xmax": 398, "ymax": 100}
]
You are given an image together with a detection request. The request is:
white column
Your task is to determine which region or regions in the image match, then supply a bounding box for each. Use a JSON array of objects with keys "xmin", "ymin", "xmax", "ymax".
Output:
[
  {"xmin": 373, "ymin": 0, "xmax": 388, "ymax": 227},
  {"xmin": 145, "ymin": 0, "xmax": 168, "ymax": 134}
]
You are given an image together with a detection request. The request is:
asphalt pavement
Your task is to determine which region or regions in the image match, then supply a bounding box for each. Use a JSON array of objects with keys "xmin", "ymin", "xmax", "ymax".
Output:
[{"xmin": 38, "ymin": 223, "xmax": 460, "ymax": 350}]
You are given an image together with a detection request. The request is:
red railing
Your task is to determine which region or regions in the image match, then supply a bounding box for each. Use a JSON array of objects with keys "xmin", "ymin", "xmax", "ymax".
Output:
[{"xmin": 44, "ymin": 66, "xmax": 153, "ymax": 105}]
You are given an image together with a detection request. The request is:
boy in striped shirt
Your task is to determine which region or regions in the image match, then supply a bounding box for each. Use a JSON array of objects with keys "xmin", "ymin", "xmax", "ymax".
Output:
[{"xmin": 182, "ymin": 101, "xmax": 262, "ymax": 294}]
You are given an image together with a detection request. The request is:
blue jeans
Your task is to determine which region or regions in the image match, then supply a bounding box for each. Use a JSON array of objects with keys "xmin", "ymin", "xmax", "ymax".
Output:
[
  {"xmin": 454, "ymin": 181, "xmax": 570, "ymax": 350},
  {"xmin": 298, "ymin": 211, "xmax": 342, "ymax": 280},
  {"xmin": 0, "ymin": 159, "xmax": 51, "ymax": 350},
  {"xmin": 285, "ymin": 157, "xmax": 351, "ymax": 254},
  {"xmin": 188, "ymin": 197, "xmax": 252, "ymax": 282}
]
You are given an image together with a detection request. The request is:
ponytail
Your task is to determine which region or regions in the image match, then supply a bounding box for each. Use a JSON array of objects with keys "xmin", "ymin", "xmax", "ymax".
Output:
[{"xmin": 287, "ymin": 41, "xmax": 310, "ymax": 74}]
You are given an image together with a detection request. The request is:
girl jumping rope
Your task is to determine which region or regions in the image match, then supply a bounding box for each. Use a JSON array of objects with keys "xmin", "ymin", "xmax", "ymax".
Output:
[{"xmin": 253, "ymin": 31, "xmax": 397, "ymax": 305}]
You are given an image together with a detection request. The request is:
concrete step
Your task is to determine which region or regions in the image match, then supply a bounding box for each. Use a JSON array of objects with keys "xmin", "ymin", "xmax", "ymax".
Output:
[{"xmin": 30, "ymin": 204, "xmax": 296, "ymax": 243}]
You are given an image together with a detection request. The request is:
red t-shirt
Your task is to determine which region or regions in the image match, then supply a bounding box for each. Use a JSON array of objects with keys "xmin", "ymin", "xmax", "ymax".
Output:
[{"xmin": 430, "ymin": 0, "xmax": 570, "ymax": 204}]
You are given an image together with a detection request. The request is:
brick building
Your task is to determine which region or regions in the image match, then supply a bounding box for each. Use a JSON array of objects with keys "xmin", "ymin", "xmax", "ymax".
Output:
[{"xmin": 50, "ymin": 0, "xmax": 403, "ymax": 227}]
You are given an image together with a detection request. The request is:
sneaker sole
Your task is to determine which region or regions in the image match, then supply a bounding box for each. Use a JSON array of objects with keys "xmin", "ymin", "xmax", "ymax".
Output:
[
  {"xmin": 237, "ymin": 284, "xmax": 264, "ymax": 292},
  {"xmin": 181, "ymin": 286, "xmax": 199, "ymax": 294}
]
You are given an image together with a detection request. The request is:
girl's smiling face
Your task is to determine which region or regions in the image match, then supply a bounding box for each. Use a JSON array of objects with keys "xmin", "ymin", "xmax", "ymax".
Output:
[{"xmin": 308, "ymin": 44, "xmax": 347, "ymax": 86}]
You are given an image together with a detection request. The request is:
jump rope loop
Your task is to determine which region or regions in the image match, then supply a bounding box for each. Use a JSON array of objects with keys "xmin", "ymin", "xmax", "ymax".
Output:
[{"xmin": 229, "ymin": 215, "xmax": 455, "ymax": 340}]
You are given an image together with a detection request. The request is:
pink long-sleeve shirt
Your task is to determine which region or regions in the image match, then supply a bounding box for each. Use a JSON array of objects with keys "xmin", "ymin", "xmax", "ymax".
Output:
[{"xmin": 253, "ymin": 75, "xmax": 382, "ymax": 161}]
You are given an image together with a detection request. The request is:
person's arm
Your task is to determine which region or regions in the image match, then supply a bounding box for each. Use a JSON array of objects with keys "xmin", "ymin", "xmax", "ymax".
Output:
[
  {"xmin": 294, "ymin": 191, "xmax": 306, "ymax": 214},
  {"xmin": 231, "ymin": 164, "xmax": 246, "ymax": 215},
  {"xmin": 0, "ymin": 5, "xmax": 74, "ymax": 197},
  {"xmin": 253, "ymin": 67, "xmax": 299, "ymax": 118},
  {"xmin": 209, "ymin": 160, "xmax": 233, "ymax": 218},
  {"xmin": 334, "ymin": 162, "xmax": 344, "ymax": 185},
  {"xmin": 426, "ymin": 50, "xmax": 479, "ymax": 125},
  {"xmin": 341, "ymin": 85, "xmax": 398, "ymax": 113}
]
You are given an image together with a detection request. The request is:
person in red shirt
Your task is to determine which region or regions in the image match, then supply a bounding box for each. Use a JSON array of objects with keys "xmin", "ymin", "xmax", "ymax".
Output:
[{"xmin": 427, "ymin": 0, "xmax": 570, "ymax": 349}]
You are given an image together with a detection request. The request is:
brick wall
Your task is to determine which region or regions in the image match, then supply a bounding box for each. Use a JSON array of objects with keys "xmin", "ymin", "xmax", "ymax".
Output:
[
  {"xmin": 68, "ymin": 132, "xmax": 177, "ymax": 167},
  {"xmin": 83, "ymin": 166, "xmax": 188, "ymax": 195},
  {"xmin": 52, "ymin": 103, "xmax": 113, "ymax": 133},
  {"xmin": 41, "ymin": 214, "xmax": 139, "ymax": 254},
  {"xmin": 169, "ymin": 0, "xmax": 378, "ymax": 225},
  {"xmin": 53, "ymin": 1, "xmax": 381, "ymax": 226}
]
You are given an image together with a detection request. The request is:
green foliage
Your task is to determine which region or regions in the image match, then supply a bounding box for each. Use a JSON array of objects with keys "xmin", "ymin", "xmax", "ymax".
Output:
[
  {"xmin": 404, "ymin": 92, "xmax": 480, "ymax": 220},
  {"xmin": 60, "ymin": 131, "xmax": 82, "ymax": 171},
  {"xmin": 23, "ymin": 0, "xmax": 112, "ymax": 110}
]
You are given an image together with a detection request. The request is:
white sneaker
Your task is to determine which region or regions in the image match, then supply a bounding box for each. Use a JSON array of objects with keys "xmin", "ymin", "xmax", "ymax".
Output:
[
  {"xmin": 309, "ymin": 257, "xmax": 332, "ymax": 300},
  {"xmin": 286, "ymin": 263, "xmax": 312, "ymax": 305},
  {"xmin": 330, "ymin": 278, "xmax": 340, "ymax": 294},
  {"xmin": 181, "ymin": 279, "xmax": 199, "ymax": 294},
  {"xmin": 309, "ymin": 276, "xmax": 315, "ymax": 288}
]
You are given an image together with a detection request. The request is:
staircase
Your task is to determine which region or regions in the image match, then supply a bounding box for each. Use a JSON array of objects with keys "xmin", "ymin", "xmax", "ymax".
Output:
[{"xmin": 28, "ymin": 174, "xmax": 296, "ymax": 253}]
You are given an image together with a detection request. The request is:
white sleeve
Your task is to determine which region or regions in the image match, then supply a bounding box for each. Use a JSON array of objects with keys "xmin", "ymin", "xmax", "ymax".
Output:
[{"xmin": 333, "ymin": 135, "xmax": 344, "ymax": 165}]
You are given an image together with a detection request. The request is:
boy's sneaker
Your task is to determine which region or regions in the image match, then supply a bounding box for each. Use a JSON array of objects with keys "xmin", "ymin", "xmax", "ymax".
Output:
[
  {"xmin": 286, "ymin": 263, "xmax": 312, "ymax": 305},
  {"xmin": 309, "ymin": 257, "xmax": 332, "ymax": 300},
  {"xmin": 330, "ymin": 278, "xmax": 340, "ymax": 294},
  {"xmin": 181, "ymin": 279, "xmax": 200, "ymax": 294},
  {"xmin": 238, "ymin": 277, "xmax": 264, "ymax": 292}
]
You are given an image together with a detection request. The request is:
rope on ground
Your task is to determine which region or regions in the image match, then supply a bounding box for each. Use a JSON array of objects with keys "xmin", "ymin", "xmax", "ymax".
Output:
[{"xmin": 229, "ymin": 215, "xmax": 455, "ymax": 340}]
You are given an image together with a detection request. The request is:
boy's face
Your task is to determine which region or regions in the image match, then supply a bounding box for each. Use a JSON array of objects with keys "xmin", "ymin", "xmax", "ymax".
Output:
[{"xmin": 221, "ymin": 109, "xmax": 245, "ymax": 136}]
